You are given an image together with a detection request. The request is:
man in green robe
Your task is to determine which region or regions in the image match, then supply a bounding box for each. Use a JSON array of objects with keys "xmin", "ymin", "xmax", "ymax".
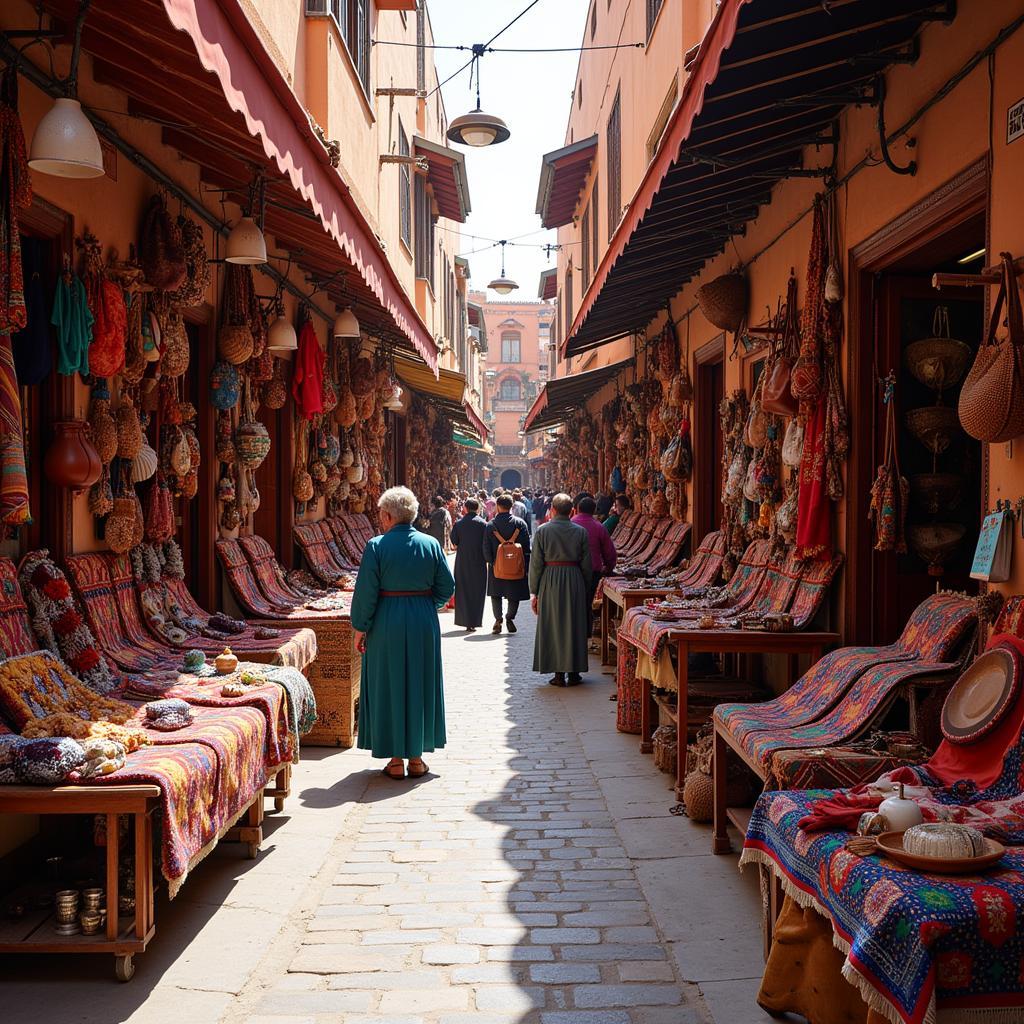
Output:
[
  {"xmin": 351, "ymin": 486, "xmax": 455, "ymax": 779},
  {"xmin": 529, "ymin": 493, "xmax": 593, "ymax": 687}
]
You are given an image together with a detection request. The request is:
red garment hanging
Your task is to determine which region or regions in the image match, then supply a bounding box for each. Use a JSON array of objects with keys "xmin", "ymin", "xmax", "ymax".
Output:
[{"xmin": 291, "ymin": 319, "xmax": 325, "ymax": 420}]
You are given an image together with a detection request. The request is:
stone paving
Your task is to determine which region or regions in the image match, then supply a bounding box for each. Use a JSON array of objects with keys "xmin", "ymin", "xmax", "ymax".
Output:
[{"xmin": 1, "ymin": 605, "xmax": 772, "ymax": 1024}]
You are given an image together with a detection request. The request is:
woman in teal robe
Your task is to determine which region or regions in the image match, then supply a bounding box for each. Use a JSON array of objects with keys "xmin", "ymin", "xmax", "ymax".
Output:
[{"xmin": 351, "ymin": 486, "xmax": 455, "ymax": 779}]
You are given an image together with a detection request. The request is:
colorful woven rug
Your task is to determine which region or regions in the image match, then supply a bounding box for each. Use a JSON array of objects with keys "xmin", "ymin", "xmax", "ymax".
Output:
[
  {"xmin": 715, "ymin": 593, "xmax": 978, "ymax": 748},
  {"xmin": 742, "ymin": 789, "xmax": 1024, "ymax": 1024},
  {"xmin": 616, "ymin": 639, "xmax": 642, "ymax": 734},
  {"xmin": 0, "ymin": 556, "xmax": 35, "ymax": 655}
]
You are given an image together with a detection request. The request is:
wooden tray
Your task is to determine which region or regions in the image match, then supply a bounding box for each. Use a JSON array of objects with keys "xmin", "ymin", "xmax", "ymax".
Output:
[{"xmin": 875, "ymin": 831, "xmax": 1006, "ymax": 874}]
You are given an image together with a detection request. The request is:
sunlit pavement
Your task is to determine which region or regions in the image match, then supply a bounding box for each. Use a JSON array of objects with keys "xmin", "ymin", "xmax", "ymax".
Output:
[{"xmin": 1, "ymin": 607, "xmax": 772, "ymax": 1024}]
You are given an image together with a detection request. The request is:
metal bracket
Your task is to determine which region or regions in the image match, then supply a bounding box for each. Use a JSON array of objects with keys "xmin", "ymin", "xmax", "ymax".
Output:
[
  {"xmin": 848, "ymin": 38, "xmax": 919, "ymax": 69},
  {"xmin": 779, "ymin": 82, "xmax": 879, "ymax": 109},
  {"xmin": 374, "ymin": 86, "xmax": 426, "ymax": 98},
  {"xmin": 875, "ymin": 73, "xmax": 917, "ymax": 176},
  {"xmin": 919, "ymin": 0, "xmax": 956, "ymax": 24},
  {"xmin": 379, "ymin": 154, "xmax": 430, "ymax": 172}
]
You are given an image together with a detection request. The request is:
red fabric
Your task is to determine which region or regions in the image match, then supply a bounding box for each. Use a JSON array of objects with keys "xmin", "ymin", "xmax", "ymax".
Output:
[
  {"xmin": 798, "ymin": 792, "xmax": 881, "ymax": 832},
  {"xmin": 291, "ymin": 320, "xmax": 325, "ymax": 419},
  {"xmin": 795, "ymin": 394, "xmax": 830, "ymax": 559}
]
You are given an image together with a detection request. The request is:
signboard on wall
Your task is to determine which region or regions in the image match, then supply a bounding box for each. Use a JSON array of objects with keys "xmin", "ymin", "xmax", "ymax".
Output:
[{"xmin": 1009, "ymin": 96, "xmax": 1024, "ymax": 145}]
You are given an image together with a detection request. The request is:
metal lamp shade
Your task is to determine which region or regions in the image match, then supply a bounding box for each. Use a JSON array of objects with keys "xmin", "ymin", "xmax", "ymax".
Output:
[
  {"xmin": 447, "ymin": 109, "xmax": 510, "ymax": 147},
  {"xmin": 267, "ymin": 314, "xmax": 298, "ymax": 351},
  {"xmin": 225, "ymin": 216, "xmax": 268, "ymax": 265},
  {"xmin": 333, "ymin": 307, "xmax": 361, "ymax": 339},
  {"xmin": 28, "ymin": 98, "xmax": 105, "ymax": 179},
  {"xmin": 488, "ymin": 276, "xmax": 518, "ymax": 296}
]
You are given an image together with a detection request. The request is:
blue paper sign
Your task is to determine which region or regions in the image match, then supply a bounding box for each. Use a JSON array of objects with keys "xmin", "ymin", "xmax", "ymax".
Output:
[{"xmin": 971, "ymin": 510, "xmax": 1006, "ymax": 581}]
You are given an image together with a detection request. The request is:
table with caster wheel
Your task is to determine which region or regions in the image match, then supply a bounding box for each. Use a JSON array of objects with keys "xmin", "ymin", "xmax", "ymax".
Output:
[{"xmin": 0, "ymin": 783, "xmax": 159, "ymax": 981}]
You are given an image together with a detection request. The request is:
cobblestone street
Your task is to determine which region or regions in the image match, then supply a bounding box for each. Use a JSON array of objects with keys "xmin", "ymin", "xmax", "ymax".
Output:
[{"xmin": 2, "ymin": 609, "xmax": 770, "ymax": 1024}]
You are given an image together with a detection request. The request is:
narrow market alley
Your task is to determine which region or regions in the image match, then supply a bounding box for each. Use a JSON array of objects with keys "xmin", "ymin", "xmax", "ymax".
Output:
[{"xmin": 1, "ymin": 611, "xmax": 768, "ymax": 1024}]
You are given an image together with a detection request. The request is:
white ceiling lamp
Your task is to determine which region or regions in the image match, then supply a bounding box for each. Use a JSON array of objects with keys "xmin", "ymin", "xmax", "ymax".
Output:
[
  {"xmin": 446, "ymin": 51, "xmax": 510, "ymax": 148},
  {"xmin": 488, "ymin": 240, "xmax": 518, "ymax": 296},
  {"xmin": 333, "ymin": 306, "xmax": 361, "ymax": 339},
  {"xmin": 28, "ymin": 4, "xmax": 105, "ymax": 179},
  {"xmin": 267, "ymin": 301, "xmax": 297, "ymax": 352},
  {"xmin": 384, "ymin": 382, "xmax": 404, "ymax": 411},
  {"xmin": 225, "ymin": 216, "xmax": 267, "ymax": 265}
]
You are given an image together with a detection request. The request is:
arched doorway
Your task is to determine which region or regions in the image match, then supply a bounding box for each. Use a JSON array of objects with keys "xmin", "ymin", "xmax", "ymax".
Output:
[{"xmin": 500, "ymin": 468, "xmax": 522, "ymax": 490}]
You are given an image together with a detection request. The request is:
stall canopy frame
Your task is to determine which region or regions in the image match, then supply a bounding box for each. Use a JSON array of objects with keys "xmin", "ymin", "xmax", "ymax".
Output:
[
  {"xmin": 394, "ymin": 355, "xmax": 488, "ymax": 441},
  {"xmin": 523, "ymin": 356, "xmax": 634, "ymax": 433}
]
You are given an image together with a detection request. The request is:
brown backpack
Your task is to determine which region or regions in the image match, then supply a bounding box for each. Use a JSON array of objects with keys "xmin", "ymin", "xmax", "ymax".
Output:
[{"xmin": 493, "ymin": 528, "xmax": 526, "ymax": 580}]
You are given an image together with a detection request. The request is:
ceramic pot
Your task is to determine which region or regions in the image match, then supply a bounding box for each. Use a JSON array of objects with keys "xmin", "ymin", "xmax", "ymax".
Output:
[{"xmin": 44, "ymin": 421, "xmax": 102, "ymax": 491}]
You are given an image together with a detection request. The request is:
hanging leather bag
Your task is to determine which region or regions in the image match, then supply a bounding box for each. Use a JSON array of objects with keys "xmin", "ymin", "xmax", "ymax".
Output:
[
  {"xmin": 761, "ymin": 281, "xmax": 800, "ymax": 418},
  {"xmin": 959, "ymin": 252, "xmax": 1024, "ymax": 443}
]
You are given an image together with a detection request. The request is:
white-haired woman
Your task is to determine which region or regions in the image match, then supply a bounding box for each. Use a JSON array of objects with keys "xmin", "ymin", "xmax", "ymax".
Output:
[{"xmin": 351, "ymin": 486, "xmax": 456, "ymax": 779}]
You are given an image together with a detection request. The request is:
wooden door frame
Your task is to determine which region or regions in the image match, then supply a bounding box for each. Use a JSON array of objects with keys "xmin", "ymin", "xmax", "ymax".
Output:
[
  {"xmin": 845, "ymin": 159, "xmax": 989, "ymax": 644},
  {"xmin": 693, "ymin": 333, "xmax": 725, "ymax": 543}
]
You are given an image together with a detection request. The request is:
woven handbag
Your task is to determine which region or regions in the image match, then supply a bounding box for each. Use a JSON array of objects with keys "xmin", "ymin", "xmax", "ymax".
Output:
[
  {"xmin": 696, "ymin": 271, "xmax": 747, "ymax": 333},
  {"xmin": 959, "ymin": 252, "xmax": 1024, "ymax": 443}
]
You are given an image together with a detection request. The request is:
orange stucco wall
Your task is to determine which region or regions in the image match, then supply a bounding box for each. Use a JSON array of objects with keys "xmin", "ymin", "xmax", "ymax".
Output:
[{"xmin": 549, "ymin": 0, "xmax": 1024, "ymax": 633}]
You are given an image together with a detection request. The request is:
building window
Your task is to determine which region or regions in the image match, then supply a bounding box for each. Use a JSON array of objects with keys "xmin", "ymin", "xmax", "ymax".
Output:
[
  {"xmin": 577, "ymin": 80, "xmax": 583, "ymax": 110},
  {"xmin": 501, "ymin": 333, "xmax": 521, "ymax": 364},
  {"xmin": 414, "ymin": 174, "xmax": 435, "ymax": 285},
  {"xmin": 607, "ymin": 90, "xmax": 622, "ymax": 232},
  {"xmin": 500, "ymin": 377, "xmax": 522, "ymax": 401},
  {"xmin": 398, "ymin": 122, "xmax": 411, "ymax": 249},
  {"xmin": 646, "ymin": 0, "xmax": 665, "ymax": 38},
  {"xmin": 591, "ymin": 177, "xmax": 599, "ymax": 262},
  {"xmin": 565, "ymin": 270, "xmax": 574, "ymax": 341},
  {"xmin": 590, "ymin": 2, "xmax": 597, "ymax": 40},
  {"xmin": 581, "ymin": 203, "xmax": 591, "ymax": 284},
  {"xmin": 307, "ymin": 0, "xmax": 371, "ymax": 95},
  {"xmin": 646, "ymin": 74, "xmax": 678, "ymax": 163}
]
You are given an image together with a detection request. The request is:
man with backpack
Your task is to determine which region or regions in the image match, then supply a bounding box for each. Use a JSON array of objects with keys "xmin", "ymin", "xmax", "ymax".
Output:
[{"xmin": 482, "ymin": 493, "xmax": 531, "ymax": 634}]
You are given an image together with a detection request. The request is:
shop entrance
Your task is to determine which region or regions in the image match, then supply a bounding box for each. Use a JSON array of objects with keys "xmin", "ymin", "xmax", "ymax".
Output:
[
  {"xmin": 694, "ymin": 336, "xmax": 725, "ymax": 541},
  {"xmin": 848, "ymin": 164, "xmax": 987, "ymax": 644},
  {"xmin": 500, "ymin": 468, "xmax": 522, "ymax": 490}
]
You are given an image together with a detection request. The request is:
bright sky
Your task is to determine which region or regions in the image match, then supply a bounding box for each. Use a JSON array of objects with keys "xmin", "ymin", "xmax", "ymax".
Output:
[{"xmin": 427, "ymin": 0, "xmax": 590, "ymax": 301}]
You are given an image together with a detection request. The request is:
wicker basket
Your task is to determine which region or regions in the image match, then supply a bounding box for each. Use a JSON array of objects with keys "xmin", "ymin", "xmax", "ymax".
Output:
[
  {"xmin": 905, "ymin": 336, "xmax": 972, "ymax": 392},
  {"xmin": 235, "ymin": 420, "xmax": 271, "ymax": 470},
  {"xmin": 696, "ymin": 271, "xmax": 747, "ymax": 333},
  {"xmin": 106, "ymin": 496, "xmax": 137, "ymax": 553},
  {"xmin": 160, "ymin": 312, "xmax": 190, "ymax": 378},
  {"xmin": 293, "ymin": 467, "xmax": 314, "ymax": 502},
  {"xmin": 910, "ymin": 472, "xmax": 963, "ymax": 515},
  {"xmin": 335, "ymin": 387, "xmax": 357, "ymax": 428},
  {"xmin": 89, "ymin": 398, "xmax": 117, "ymax": 464},
  {"xmin": 218, "ymin": 323, "xmax": 254, "ymax": 365},
  {"xmin": 905, "ymin": 404, "xmax": 960, "ymax": 455},
  {"xmin": 263, "ymin": 375, "xmax": 287, "ymax": 410},
  {"xmin": 115, "ymin": 400, "xmax": 143, "ymax": 459}
]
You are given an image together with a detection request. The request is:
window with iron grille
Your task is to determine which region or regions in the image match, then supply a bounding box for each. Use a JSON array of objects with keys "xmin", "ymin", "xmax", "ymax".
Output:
[
  {"xmin": 581, "ymin": 204, "xmax": 591, "ymax": 284},
  {"xmin": 398, "ymin": 122, "xmax": 411, "ymax": 249},
  {"xmin": 607, "ymin": 90, "xmax": 621, "ymax": 231},
  {"xmin": 501, "ymin": 333, "xmax": 521, "ymax": 364},
  {"xmin": 646, "ymin": 0, "xmax": 665, "ymax": 38},
  {"xmin": 565, "ymin": 270, "xmax": 574, "ymax": 341},
  {"xmin": 500, "ymin": 377, "xmax": 522, "ymax": 401},
  {"xmin": 591, "ymin": 177, "xmax": 599, "ymax": 265}
]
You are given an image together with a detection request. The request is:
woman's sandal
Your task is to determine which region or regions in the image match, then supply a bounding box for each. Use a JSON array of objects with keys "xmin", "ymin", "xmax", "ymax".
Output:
[
  {"xmin": 383, "ymin": 761, "xmax": 405, "ymax": 780},
  {"xmin": 408, "ymin": 759, "xmax": 429, "ymax": 778}
]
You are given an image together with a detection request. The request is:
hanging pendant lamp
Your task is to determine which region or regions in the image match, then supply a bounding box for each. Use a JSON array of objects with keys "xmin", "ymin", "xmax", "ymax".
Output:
[
  {"xmin": 333, "ymin": 306, "xmax": 361, "ymax": 339},
  {"xmin": 225, "ymin": 216, "xmax": 267, "ymax": 265},
  {"xmin": 267, "ymin": 300, "xmax": 297, "ymax": 352},
  {"xmin": 488, "ymin": 240, "xmax": 518, "ymax": 296},
  {"xmin": 446, "ymin": 52, "xmax": 510, "ymax": 148},
  {"xmin": 28, "ymin": 4, "xmax": 105, "ymax": 178}
]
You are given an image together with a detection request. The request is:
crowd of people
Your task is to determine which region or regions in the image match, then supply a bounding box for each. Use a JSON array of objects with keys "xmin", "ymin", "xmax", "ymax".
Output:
[{"xmin": 352, "ymin": 483, "xmax": 628, "ymax": 779}]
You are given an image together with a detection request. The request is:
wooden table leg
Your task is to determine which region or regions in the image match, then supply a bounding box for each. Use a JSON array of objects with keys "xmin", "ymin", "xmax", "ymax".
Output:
[
  {"xmin": 640, "ymin": 677, "xmax": 654, "ymax": 754},
  {"xmin": 712, "ymin": 726, "xmax": 731, "ymax": 855},
  {"xmin": 675, "ymin": 638, "xmax": 689, "ymax": 802},
  {"xmin": 601, "ymin": 597, "xmax": 611, "ymax": 667},
  {"xmin": 106, "ymin": 812, "xmax": 119, "ymax": 940}
]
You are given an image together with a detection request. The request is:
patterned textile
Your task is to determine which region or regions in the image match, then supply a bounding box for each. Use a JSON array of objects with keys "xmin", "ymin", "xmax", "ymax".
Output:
[
  {"xmin": 93, "ymin": 704, "xmax": 268, "ymax": 897},
  {"xmin": 676, "ymin": 538, "xmax": 773, "ymax": 609},
  {"xmin": 994, "ymin": 596, "xmax": 1024, "ymax": 639},
  {"xmin": 318, "ymin": 521, "xmax": 357, "ymax": 575},
  {"xmin": 768, "ymin": 743, "xmax": 924, "ymax": 792},
  {"xmin": 616, "ymin": 638, "xmax": 642, "ymax": 734},
  {"xmin": 239, "ymin": 534, "xmax": 351, "ymax": 610},
  {"xmin": 0, "ymin": 556, "xmax": 35, "ymax": 655},
  {"xmin": 64, "ymin": 553, "xmax": 175, "ymax": 673},
  {"xmin": 789, "ymin": 552, "xmax": 845, "ymax": 628},
  {"xmin": 743, "ymin": 659, "xmax": 959, "ymax": 772},
  {"xmin": 647, "ymin": 522, "xmax": 692, "ymax": 573},
  {"xmin": 106, "ymin": 553, "xmax": 185, "ymax": 653},
  {"xmin": 675, "ymin": 530, "xmax": 727, "ymax": 590},
  {"xmin": 294, "ymin": 523, "xmax": 349, "ymax": 585},
  {"xmin": 328, "ymin": 516, "xmax": 366, "ymax": 564},
  {"xmin": 0, "ymin": 650, "xmax": 140, "ymax": 748},
  {"xmin": 746, "ymin": 548, "xmax": 805, "ymax": 617},
  {"xmin": 743, "ymin": 789, "xmax": 1024, "ymax": 1024},
  {"xmin": 715, "ymin": 592, "xmax": 979, "ymax": 747}
]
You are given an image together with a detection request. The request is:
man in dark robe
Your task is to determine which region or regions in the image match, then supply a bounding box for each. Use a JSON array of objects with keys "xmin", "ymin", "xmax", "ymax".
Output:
[
  {"xmin": 530, "ymin": 493, "xmax": 593, "ymax": 686},
  {"xmin": 450, "ymin": 497, "xmax": 488, "ymax": 632},
  {"xmin": 483, "ymin": 493, "xmax": 531, "ymax": 634}
]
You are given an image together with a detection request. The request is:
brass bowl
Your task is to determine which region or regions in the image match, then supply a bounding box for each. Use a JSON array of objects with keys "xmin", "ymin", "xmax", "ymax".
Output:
[
  {"xmin": 910, "ymin": 473, "xmax": 963, "ymax": 515},
  {"xmin": 904, "ymin": 337, "xmax": 972, "ymax": 391},
  {"xmin": 906, "ymin": 405, "xmax": 960, "ymax": 455}
]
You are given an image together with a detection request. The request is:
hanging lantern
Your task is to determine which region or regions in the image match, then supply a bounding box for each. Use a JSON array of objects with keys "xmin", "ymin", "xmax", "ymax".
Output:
[
  {"xmin": 225, "ymin": 216, "xmax": 267, "ymax": 265},
  {"xmin": 267, "ymin": 306, "xmax": 298, "ymax": 352},
  {"xmin": 29, "ymin": 98, "xmax": 104, "ymax": 179},
  {"xmin": 333, "ymin": 306, "xmax": 361, "ymax": 339},
  {"xmin": 487, "ymin": 241, "xmax": 518, "ymax": 296},
  {"xmin": 446, "ymin": 54, "xmax": 510, "ymax": 148}
]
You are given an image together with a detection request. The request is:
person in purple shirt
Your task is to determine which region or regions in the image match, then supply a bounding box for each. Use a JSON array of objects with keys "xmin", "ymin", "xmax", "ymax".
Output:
[{"xmin": 571, "ymin": 495, "xmax": 617, "ymax": 639}]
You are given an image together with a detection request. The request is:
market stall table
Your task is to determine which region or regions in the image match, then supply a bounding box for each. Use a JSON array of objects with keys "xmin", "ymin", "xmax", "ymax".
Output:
[
  {"xmin": 640, "ymin": 627, "xmax": 839, "ymax": 802},
  {"xmin": 600, "ymin": 580, "xmax": 675, "ymax": 667}
]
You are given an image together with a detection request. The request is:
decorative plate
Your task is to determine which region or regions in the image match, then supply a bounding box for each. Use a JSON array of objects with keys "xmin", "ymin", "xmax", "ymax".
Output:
[
  {"xmin": 941, "ymin": 646, "xmax": 1020, "ymax": 745},
  {"xmin": 875, "ymin": 831, "xmax": 1006, "ymax": 874}
]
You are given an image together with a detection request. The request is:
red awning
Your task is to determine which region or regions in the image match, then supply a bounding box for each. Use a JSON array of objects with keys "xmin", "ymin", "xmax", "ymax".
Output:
[
  {"xmin": 40, "ymin": 0, "xmax": 438, "ymax": 371},
  {"xmin": 538, "ymin": 268, "xmax": 557, "ymax": 301},
  {"xmin": 535, "ymin": 135, "xmax": 598, "ymax": 230},
  {"xmin": 414, "ymin": 137, "xmax": 471, "ymax": 223},
  {"xmin": 564, "ymin": 0, "xmax": 945, "ymax": 356},
  {"xmin": 463, "ymin": 401, "xmax": 489, "ymax": 443}
]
